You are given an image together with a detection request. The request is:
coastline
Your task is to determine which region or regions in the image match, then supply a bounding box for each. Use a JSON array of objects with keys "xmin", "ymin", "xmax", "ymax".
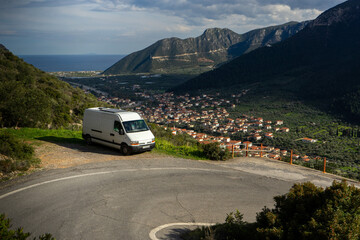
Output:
[{"xmin": 19, "ymin": 54, "xmax": 125, "ymax": 72}]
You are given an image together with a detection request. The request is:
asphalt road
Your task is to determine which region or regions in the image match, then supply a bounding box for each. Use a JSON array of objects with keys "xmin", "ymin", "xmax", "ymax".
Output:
[{"xmin": 0, "ymin": 156, "xmax": 358, "ymax": 240}]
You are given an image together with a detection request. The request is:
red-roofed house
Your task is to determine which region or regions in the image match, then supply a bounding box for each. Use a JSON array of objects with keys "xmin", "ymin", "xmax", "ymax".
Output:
[
  {"xmin": 302, "ymin": 138, "xmax": 317, "ymax": 143},
  {"xmin": 243, "ymin": 141, "xmax": 253, "ymax": 148},
  {"xmin": 280, "ymin": 127, "xmax": 290, "ymax": 132},
  {"xmin": 280, "ymin": 150, "xmax": 288, "ymax": 156},
  {"xmin": 276, "ymin": 120, "xmax": 284, "ymax": 125},
  {"xmin": 301, "ymin": 155, "xmax": 310, "ymax": 162}
]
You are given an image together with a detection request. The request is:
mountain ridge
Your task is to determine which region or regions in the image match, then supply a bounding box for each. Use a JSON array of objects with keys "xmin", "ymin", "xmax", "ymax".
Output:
[{"xmin": 103, "ymin": 22, "xmax": 307, "ymax": 75}]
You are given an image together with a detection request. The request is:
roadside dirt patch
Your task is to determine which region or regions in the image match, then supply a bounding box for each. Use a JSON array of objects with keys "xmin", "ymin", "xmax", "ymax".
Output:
[{"xmin": 35, "ymin": 141, "xmax": 164, "ymax": 169}]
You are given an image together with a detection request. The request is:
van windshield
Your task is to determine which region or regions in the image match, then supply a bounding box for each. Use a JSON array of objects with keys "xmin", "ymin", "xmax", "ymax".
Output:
[{"xmin": 123, "ymin": 120, "xmax": 149, "ymax": 133}]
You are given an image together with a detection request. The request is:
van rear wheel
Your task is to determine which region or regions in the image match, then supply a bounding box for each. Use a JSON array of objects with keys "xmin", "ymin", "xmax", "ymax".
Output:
[{"xmin": 121, "ymin": 144, "xmax": 132, "ymax": 155}]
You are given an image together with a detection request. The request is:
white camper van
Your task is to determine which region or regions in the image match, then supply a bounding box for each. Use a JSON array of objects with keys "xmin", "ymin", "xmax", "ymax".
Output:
[{"xmin": 82, "ymin": 107, "xmax": 155, "ymax": 155}]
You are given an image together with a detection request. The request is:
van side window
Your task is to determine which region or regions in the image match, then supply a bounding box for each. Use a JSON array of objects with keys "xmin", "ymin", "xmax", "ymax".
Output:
[{"xmin": 114, "ymin": 121, "xmax": 122, "ymax": 133}]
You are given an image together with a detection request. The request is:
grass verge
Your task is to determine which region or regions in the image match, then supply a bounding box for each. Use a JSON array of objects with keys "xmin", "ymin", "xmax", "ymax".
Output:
[
  {"xmin": 0, "ymin": 128, "xmax": 83, "ymax": 143},
  {"xmin": 154, "ymin": 139, "xmax": 206, "ymax": 160}
]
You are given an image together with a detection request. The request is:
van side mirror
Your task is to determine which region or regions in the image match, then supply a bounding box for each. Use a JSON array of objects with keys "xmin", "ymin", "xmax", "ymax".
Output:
[{"xmin": 119, "ymin": 129, "xmax": 125, "ymax": 135}]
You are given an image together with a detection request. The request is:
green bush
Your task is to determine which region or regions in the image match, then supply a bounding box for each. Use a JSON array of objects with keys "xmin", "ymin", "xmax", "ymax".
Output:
[
  {"xmin": 183, "ymin": 181, "xmax": 360, "ymax": 240},
  {"xmin": 0, "ymin": 132, "xmax": 34, "ymax": 160},
  {"xmin": 0, "ymin": 213, "xmax": 55, "ymax": 239},
  {"xmin": 256, "ymin": 180, "xmax": 360, "ymax": 240},
  {"xmin": 201, "ymin": 142, "xmax": 231, "ymax": 161},
  {"xmin": 214, "ymin": 210, "xmax": 257, "ymax": 240},
  {"xmin": 0, "ymin": 131, "xmax": 39, "ymax": 174}
]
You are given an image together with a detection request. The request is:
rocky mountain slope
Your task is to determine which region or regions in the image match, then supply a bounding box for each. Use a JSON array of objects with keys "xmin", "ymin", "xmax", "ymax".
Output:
[
  {"xmin": 171, "ymin": 0, "xmax": 360, "ymax": 120},
  {"xmin": 103, "ymin": 22, "xmax": 307, "ymax": 75}
]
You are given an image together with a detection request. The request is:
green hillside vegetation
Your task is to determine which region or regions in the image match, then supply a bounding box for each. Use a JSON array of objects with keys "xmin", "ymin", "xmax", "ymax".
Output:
[
  {"xmin": 0, "ymin": 44, "xmax": 105, "ymax": 128},
  {"xmin": 183, "ymin": 181, "xmax": 360, "ymax": 240},
  {"xmin": 171, "ymin": 0, "xmax": 360, "ymax": 120}
]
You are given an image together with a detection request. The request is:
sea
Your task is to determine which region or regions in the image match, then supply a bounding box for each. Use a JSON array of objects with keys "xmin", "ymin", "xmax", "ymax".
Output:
[{"xmin": 19, "ymin": 54, "xmax": 125, "ymax": 72}]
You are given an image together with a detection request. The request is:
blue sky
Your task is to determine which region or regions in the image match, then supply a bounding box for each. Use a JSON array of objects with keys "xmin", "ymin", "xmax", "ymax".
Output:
[{"xmin": 0, "ymin": 0, "xmax": 344, "ymax": 55}]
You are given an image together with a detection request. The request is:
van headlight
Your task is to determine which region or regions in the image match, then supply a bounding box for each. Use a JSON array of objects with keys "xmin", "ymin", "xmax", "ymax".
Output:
[
  {"xmin": 152, "ymin": 138, "xmax": 155, "ymax": 143},
  {"xmin": 130, "ymin": 141, "xmax": 139, "ymax": 146}
]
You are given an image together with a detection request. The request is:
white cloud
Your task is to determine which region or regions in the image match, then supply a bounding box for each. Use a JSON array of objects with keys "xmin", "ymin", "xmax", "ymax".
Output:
[
  {"xmin": 261, "ymin": 4, "xmax": 322, "ymax": 23},
  {"xmin": 257, "ymin": 0, "xmax": 344, "ymax": 11},
  {"xmin": 0, "ymin": 0, "xmax": 345, "ymax": 54},
  {"xmin": 86, "ymin": 0, "xmax": 343, "ymax": 22}
]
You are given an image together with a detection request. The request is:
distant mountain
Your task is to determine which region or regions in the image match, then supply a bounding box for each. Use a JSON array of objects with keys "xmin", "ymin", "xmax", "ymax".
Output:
[
  {"xmin": 0, "ymin": 45, "xmax": 105, "ymax": 128},
  {"xmin": 171, "ymin": 0, "xmax": 360, "ymax": 120},
  {"xmin": 227, "ymin": 21, "xmax": 309, "ymax": 58},
  {"xmin": 103, "ymin": 22, "xmax": 307, "ymax": 75}
]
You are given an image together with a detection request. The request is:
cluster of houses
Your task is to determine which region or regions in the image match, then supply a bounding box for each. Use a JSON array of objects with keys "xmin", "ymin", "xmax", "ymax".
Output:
[
  {"xmin": 98, "ymin": 95, "xmax": 138, "ymax": 107},
  {"xmin": 166, "ymin": 126, "xmax": 310, "ymax": 161},
  {"xmin": 129, "ymin": 92, "xmax": 290, "ymax": 141}
]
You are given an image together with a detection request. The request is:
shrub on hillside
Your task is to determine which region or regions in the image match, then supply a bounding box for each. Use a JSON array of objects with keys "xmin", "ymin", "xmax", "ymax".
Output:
[
  {"xmin": 202, "ymin": 142, "xmax": 231, "ymax": 161},
  {"xmin": 256, "ymin": 180, "xmax": 360, "ymax": 239},
  {"xmin": 183, "ymin": 180, "xmax": 360, "ymax": 240},
  {"xmin": 0, "ymin": 213, "xmax": 55, "ymax": 239},
  {"xmin": 0, "ymin": 131, "xmax": 39, "ymax": 174}
]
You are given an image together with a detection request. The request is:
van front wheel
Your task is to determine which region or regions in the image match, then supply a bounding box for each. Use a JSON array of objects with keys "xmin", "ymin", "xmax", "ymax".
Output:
[
  {"xmin": 121, "ymin": 144, "xmax": 132, "ymax": 155},
  {"xmin": 85, "ymin": 135, "xmax": 92, "ymax": 145}
]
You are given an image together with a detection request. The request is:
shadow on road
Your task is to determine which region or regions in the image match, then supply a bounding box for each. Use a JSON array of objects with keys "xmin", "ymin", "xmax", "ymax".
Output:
[
  {"xmin": 163, "ymin": 227, "xmax": 191, "ymax": 240},
  {"xmin": 36, "ymin": 136, "xmax": 83, "ymax": 144},
  {"xmin": 35, "ymin": 136, "xmax": 141, "ymax": 156}
]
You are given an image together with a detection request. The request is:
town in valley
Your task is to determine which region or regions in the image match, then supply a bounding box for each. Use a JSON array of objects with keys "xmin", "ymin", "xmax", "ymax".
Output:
[{"xmin": 67, "ymin": 75, "xmax": 318, "ymax": 162}]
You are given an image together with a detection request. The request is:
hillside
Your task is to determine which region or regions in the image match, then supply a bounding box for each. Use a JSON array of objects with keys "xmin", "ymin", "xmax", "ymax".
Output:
[
  {"xmin": 171, "ymin": 0, "xmax": 360, "ymax": 120},
  {"xmin": 103, "ymin": 22, "xmax": 306, "ymax": 75},
  {"xmin": 0, "ymin": 44, "xmax": 105, "ymax": 128}
]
